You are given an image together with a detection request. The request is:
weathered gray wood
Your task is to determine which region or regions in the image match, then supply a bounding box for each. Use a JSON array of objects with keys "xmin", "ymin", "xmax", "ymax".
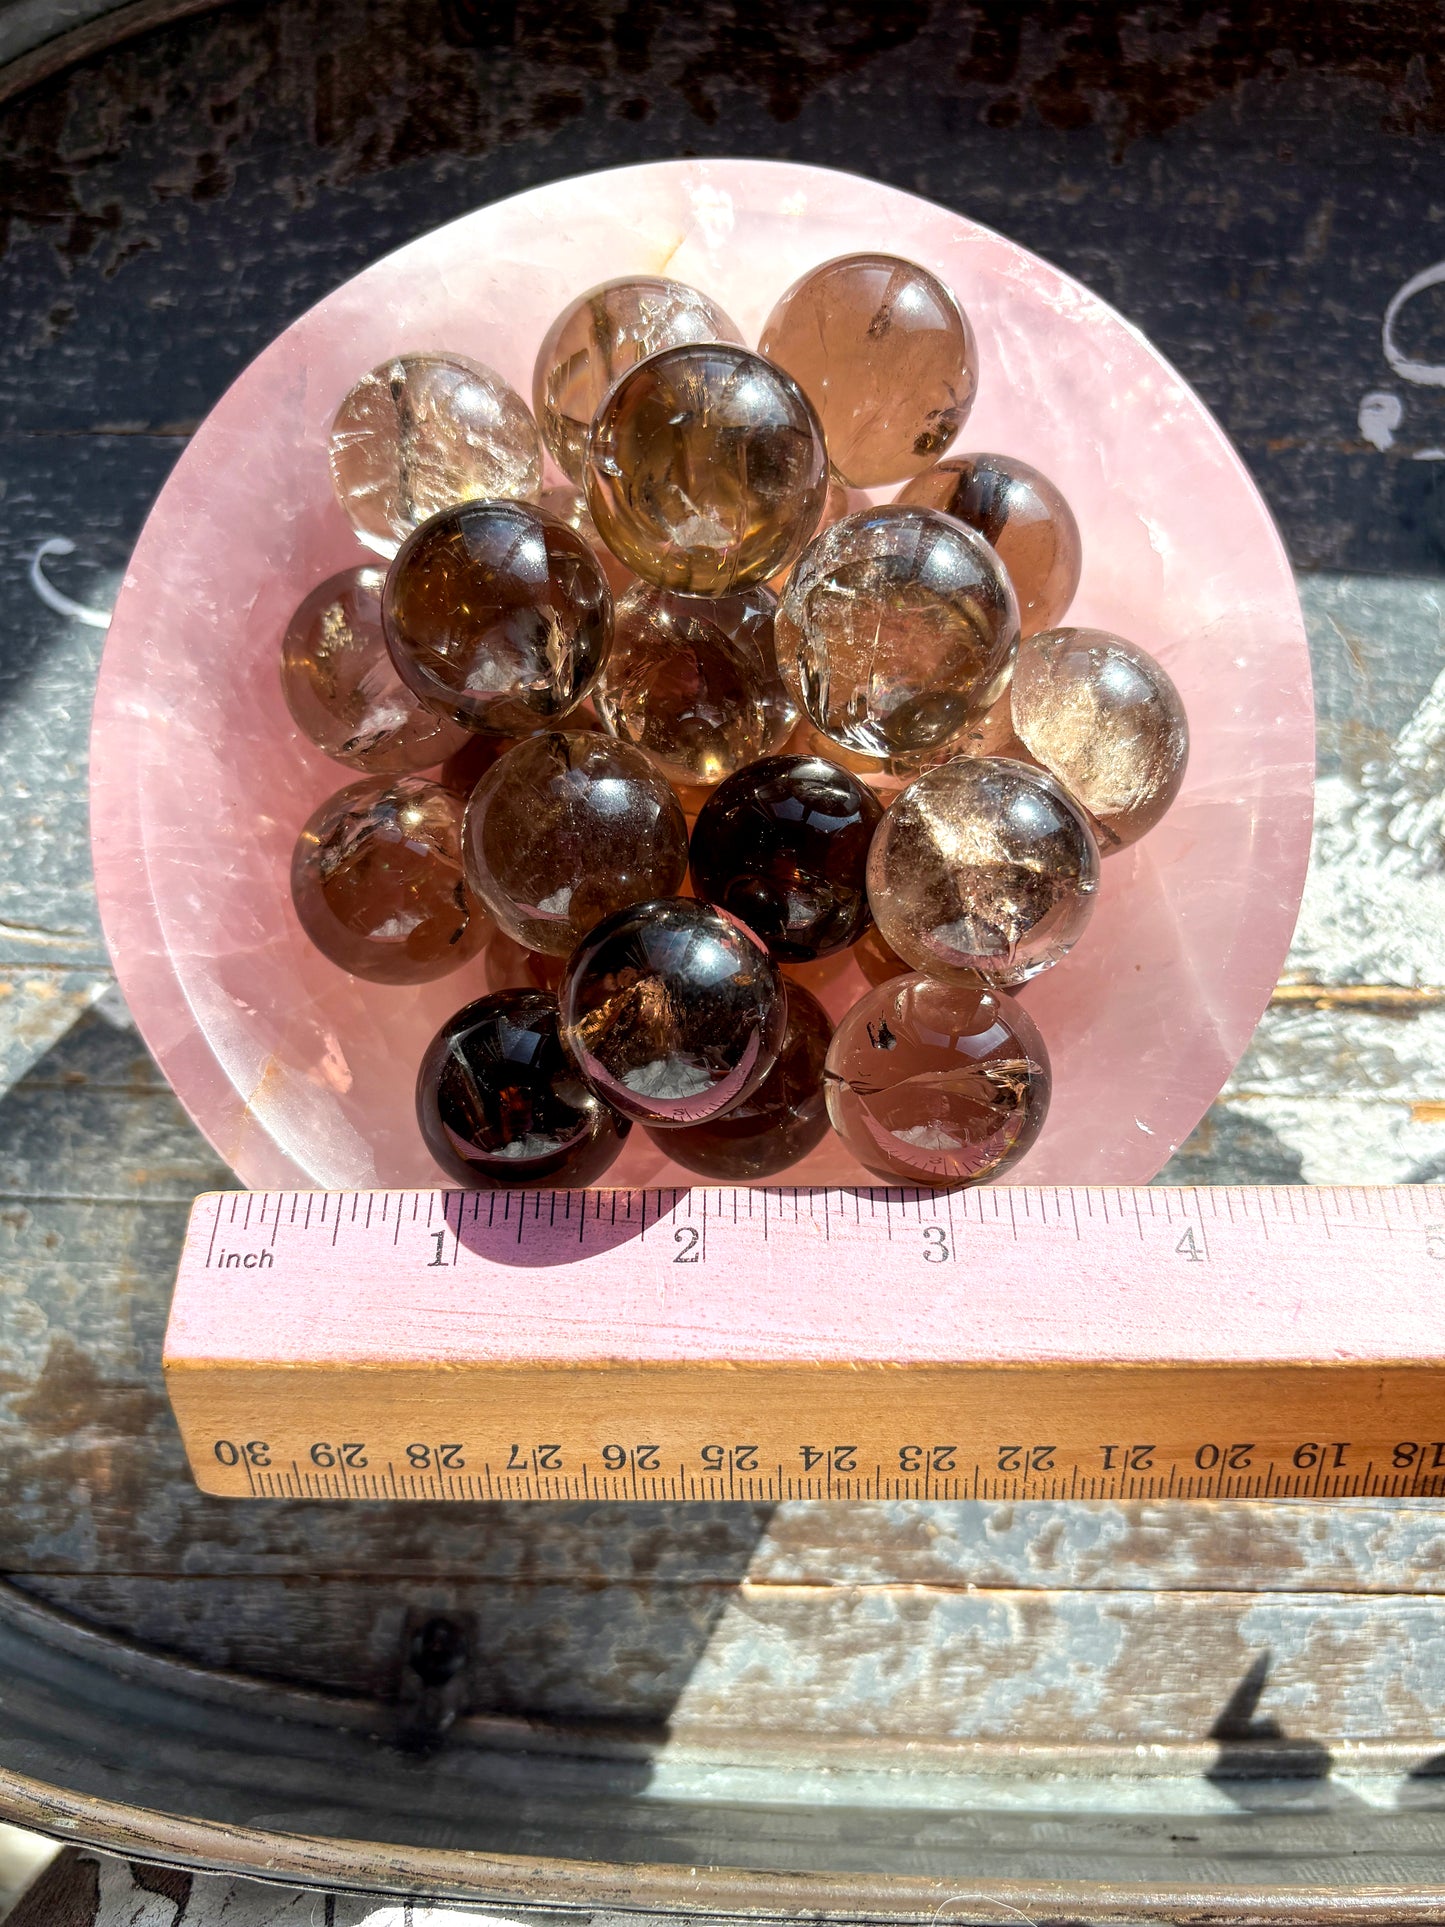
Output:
[
  {"xmin": 10, "ymin": 1580, "xmax": 1445, "ymax": 1915},
  {"xmin": 16, "ymin": 1572, "xmax": 1445, "ymax": 1747},
  {"xmin": 0, "ymin": 434, "xmax": 181, "ymax": 977},
  {"xmin": 0, "ymin": 428, "xmax": 179, "ymax": 1100}
]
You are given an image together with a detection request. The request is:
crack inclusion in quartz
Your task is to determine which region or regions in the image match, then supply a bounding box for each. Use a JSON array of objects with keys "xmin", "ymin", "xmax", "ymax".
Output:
[
  {"xmin": 786, "ymin": 510, "xmax": 1013, "ymax": 757},
  {"xmin": 623, "ymin": 1057, "xmax": 716, "ymax": 1099},
  {"xmin": 368, "ymin": 911, "xmax": 426, "ymax": 941},
  {"xmin": 495, "ymin": 1132, "xmax": 567, "ymax": 1158},
  {"xmin": 330, "ymin": 354, "xmax": 541, "ymax": 554},
  {"xmin": 869, "ymin": 758, "xmax": 1097, "ymax": 986},
  {"xmin": 575, "ymin": 975, "xmax": 717, "ymax": 1097},
  {"xmin": 835, "ymin": 1056, "xmax": 1039, "ymax": 1170}
]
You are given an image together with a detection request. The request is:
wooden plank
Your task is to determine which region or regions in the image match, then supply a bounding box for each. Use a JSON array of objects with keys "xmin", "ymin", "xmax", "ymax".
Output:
[
  {"xmin": 17, "ymin": 1573, "xmax": 1445, "ymax": 1751},
  {"xmin": 9, "ymin": 1581, "xmax": 1445, "ymax": 1909},
  {"xmin": 0, "ymin": 434, "xmax": 180, "ymax": 977}
]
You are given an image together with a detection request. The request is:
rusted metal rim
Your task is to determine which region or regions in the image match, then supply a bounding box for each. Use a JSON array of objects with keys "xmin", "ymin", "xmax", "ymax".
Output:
[
  {"xmin": 0, "ymin": 0, "xmax": 227, "ymax": 102},
  {"xmin": 4, "ymin": 1582, "xmax": 1445, "ymax": 1921}
]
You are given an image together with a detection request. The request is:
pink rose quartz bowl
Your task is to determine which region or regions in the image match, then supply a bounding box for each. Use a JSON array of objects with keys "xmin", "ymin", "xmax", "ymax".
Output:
[{"xmin": 89, "ymin": 159, "xmax": 1314, "ymax": 1194}]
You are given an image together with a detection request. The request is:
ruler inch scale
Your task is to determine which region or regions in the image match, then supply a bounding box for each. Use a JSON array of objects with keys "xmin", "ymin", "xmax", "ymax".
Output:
[{"xmin": 165, "ymin": 1183, "xmax": 1445, "ymax": 1504}]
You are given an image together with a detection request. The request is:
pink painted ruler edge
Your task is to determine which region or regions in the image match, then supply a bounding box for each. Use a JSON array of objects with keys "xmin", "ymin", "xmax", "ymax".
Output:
[{"xmin": 164, "ymin": 1184, "xmax": 1445, "ymax": 1372}]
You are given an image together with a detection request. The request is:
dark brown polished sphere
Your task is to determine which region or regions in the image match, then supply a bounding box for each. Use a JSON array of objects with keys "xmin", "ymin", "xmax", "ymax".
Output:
[
  {"xmin": 417, "ymin": 989, "xmax": 630, "ymax": 1188},
  {"xmin": 291, "ymin": 774, "xmax": 487, "ymax": 984},
  {"xmin": 464, "ymin": 731, "xmax": 688, "ymax": 957},
  {"xmin": 689, "ymin": 754, "xmax": 884, "ymax": 962}
]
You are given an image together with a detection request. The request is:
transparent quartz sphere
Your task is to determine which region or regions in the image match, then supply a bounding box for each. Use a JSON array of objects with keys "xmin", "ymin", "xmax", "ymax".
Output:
[
  {"xmin": 416, "ymin": 989, "xmax": 630, "ymax": 1189},
  {"xmin": 281, "ymin": 565, "xmax": 472, "ymax": 774},
  {"xmin": 776, "ymin": 505, "xmax": 1019, "ymax": 760},
  {"xmin": 759, "ymin": 253, "xmax": 977, "ymax": 488},
  {"xmin": 897, "ymin": 453, "xmax": 1082, "ymax": 638},
  {"xmin": 291, "ymin": 773, "xmax": 489, "ymax": 984},
  {"xmin": 560, "ymin": 897, "xmax": 786, "ymax": 1127},
  {"xmin": 1011, "ymin": 628, "xmax": 1190, "ymax": 852},
  {"xmin": 585, "ymin": 343, "xmax": 828, "ymax": 594},
  {"xmin": 867, "ymin": 756, "xmax": 1100, "ymax": 987},
  {"xmin": 382, "ymin": 500, "xmax": 612, "ymax": 734},
  {"xmin": 659, "ymin": 981, "xmax": 832, "ymax": 1181},
  {"xmin": 328, "ymin": 353, "xmax": 542, "ymax": 556},
  {"xmin": 689, "ymin": 754, "xmax": 884, "ymax": 962},
  {"xmin": 533, "ymin": 277, "xmax": 744, "ymax": 485},
  {"xmin": 824, "ymin": 973, "xmax": 1050, "ymax": 1187},
  {"xmin": 595, "ymin": 582, "xmax": 795, "ymax": 788},
  {"xmin": 464, "ymin": 731, "xmax": 688, "ymax": 957}
]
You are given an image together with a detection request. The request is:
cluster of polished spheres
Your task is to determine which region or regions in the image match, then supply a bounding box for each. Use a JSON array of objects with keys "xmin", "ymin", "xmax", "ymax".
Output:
[{"xmin": 283, "ymin": 255, "xmax": 1189, "ymax": 1190}]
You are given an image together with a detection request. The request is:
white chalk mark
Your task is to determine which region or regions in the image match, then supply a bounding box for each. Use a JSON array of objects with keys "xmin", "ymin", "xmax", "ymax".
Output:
[
  {"xmin": 1358, "ymin": 390, "xmax": 1402, "ymax": 451},
  {"xmin": 28, "ymin": 537, "xmax": 113, "ymax": 629},
  {"xmin": 1382, "ymin": 258, "xmax": 1445, "ymax": 388}
]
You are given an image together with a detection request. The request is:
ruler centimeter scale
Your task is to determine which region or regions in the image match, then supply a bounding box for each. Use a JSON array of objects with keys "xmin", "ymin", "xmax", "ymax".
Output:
[{"xmin": 165, "ymin": 1182, "xmax": 1445, "ymax": 1504}]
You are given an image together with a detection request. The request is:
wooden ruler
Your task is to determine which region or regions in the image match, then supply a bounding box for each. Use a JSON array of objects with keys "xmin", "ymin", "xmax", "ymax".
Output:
[{"xmin": 165, "ymin": 1184, "xmax": 1445, "ymax": 1503}]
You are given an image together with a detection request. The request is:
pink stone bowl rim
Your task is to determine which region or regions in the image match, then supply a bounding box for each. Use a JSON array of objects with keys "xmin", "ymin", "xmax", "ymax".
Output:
[{"xmin": 89, "ymin": 156, "xmax": 1315, "ymax": 1195}]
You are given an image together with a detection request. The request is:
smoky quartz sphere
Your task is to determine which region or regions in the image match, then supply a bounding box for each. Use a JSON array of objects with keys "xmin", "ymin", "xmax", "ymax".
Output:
[
  {"xmin": 291, "ymin": 774, "xmax": 487, "ymax": 984},
  {"xmin": 417, "ymin": 990, "xmax": 629, "ymax": 1189},
  {"xmin": 561, "ymin": 898, "xmax": 786, "ymax": 1128},
  {"xmin": 281, "ymin": 565, "xmax": 471, "ymax": 774},
  {"xmin": 533, "ymin": 277, "xmax": 744, "ymax": 485},
  {"xmin": 585, "ymin": 343, "xmax": 829, "ymax": 594},
  {"xmin": 1012, "ymin": 628, "xmax": 1189, "ymax": 852},
  {"xmin": 329, "ymin": 353, "xmax": 542, "ymax": 556},
  {"xmin": 382, "ymin": 500, "xmax": 612, "ymax": 734},
  {"xmin": 898, "ymin": 454, "xmax": 1081, "ymax": 638},
  {"xmin": 690, "ymin": 755, "xmax": 884, "ymax": 962},
  {"xmin": 597, "ymin": 583, "xmax": 794, "ymax": 788},
  {"xmin": 760, "ymin": 254, "xmax": 977, "ymax": 489},
  {"xmin": 661, "ymin": 982, "xmax": 832, "ymax": 1181},
  {"xmin": 825, "ymin": 973, "xmax": 1050, "ymax": 1187},
  {"xmin": 776, "ymin": 506, "xmax": 1019, "ymax": 760},
  {"xmin": 464, "ymin": 732, "xmax": 688, "ymax": 957},
  {"xmin": 868, "ymin": 756, "xmax": 1100, "ymax": 987}
]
